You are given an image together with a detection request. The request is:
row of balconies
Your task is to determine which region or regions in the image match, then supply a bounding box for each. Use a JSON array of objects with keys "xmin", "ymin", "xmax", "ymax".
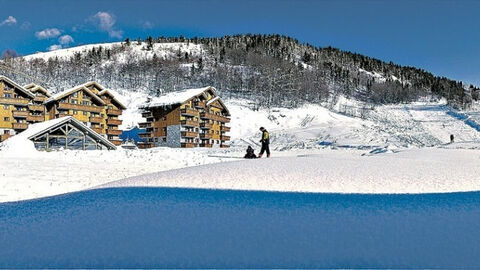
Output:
[
  {"xmin": 199, "ymin": 112, "xmax": 230, "ymax": 123},
  {"xmin": 56, "ymin": 103, "xmax": 123, "ymax": 116},
  {"xmin": 0, "ymin": 97, "xmax": 29, "ymax": 105}
]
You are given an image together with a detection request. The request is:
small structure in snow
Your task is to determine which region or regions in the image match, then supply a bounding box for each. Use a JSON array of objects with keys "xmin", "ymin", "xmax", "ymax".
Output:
[{"xmin": 14, "ymin": 116, "xmax": 116, "ymax": 150}]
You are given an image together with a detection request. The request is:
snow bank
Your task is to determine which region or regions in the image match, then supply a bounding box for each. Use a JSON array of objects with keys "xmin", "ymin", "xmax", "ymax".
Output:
[
  {"xmin": 0, "ymin": 136, "xmax": 38, "ymax": 157},
  {"xmin": 101, "ymin": 147, "xmax": 480, "ymax": 194},
  {"xmin": 1, "ymin": 187, "xmax": 479, "ymax": 268}
]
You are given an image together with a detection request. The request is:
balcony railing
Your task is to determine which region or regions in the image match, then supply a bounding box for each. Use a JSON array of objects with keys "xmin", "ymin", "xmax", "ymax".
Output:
[
  {"xmin": 200, "ymin": 112, "xmax": 230, "ymax": 123},
  {"xmin": 12, "ymin": 110, "xmax": 29, "ymax": 118},
  {"xmin": 194, "ymin": 101, "xmax": 206, "ymax": 108},
  {"xmin": 0, "ymin": 134, "xmax": 12, "ymax": 142},
  {"xmin": 200, "ymin": 133, "xmax": 213, "ymax": 139},
  {"xmin": 91, "ymin": 127, "xmax": 104, "ymax": 134},
  {"xmin": 110, "ymin": 140, "xmax": 123, "ymax": 146},
  {"xmin": 138, "ymin": 142, "xmax": 154, "ymax": 149},
  {"xmin": 89, "ymin": 116, "xmax": 103, "ymax": 123},
  {"xmin": 138, "ymin": 122, "xmax": 151, "ymax": 128},
  {"xmin": 181, "ymin": 142, "xmax": 197, "ymax": 148},
  {"xmin": 141, "ymin": 111, "xmax": 153, "ymax": 118},
  {"xmin": 34, "ymin": 96, "xmax": 46, "ymax": 103},
  {"xmin": 27, "ymin": 115, "xmax": 44, "ymax": 122},
  {"xmin": 107, "ymin": 118, "xmax": 122, "ymax": 125},
  {"xmin": 200, "ymin": 122, "xmax": 213, "ymax": 129},
  {"xmin": 181, "ymin": 131, "xmax": 199, "ymax": 138},
  {"xmin": 199, "ymin": 143, "xmax": 213, "ymax": 148},
  {"xmin": 106, "ymin": 129, "xmax": 122, "ymax": 136},
  {"xmin": 180, "ymin": 120, "xmax": 199, "ymax": 127},
  {"xmin": 180, "ymin": 108, "xmax": 199, "ymax": 116},
  {"xmin": 220, "ymin": 144, "xmax": 230, "ymax": 148},
  {"xmin": 0, "ymin": 97, "xmax": 29, "ymax": 105},
  {"xmin": 58, "ymin": 102, "xmax": 103, "ymax": 113},
  {"xmin": 139, "ymin": 132, "xmax": 152, "ymax": 138},
  {"xmin": 12, "ymin": 122, "xmax": 28, "ymax": 129},
  {"xmin": 106, "ymin": 108, "xmax": 122, "ymax": 116},
  {"xmin": 221, "ymin": 135, "xmax": 231, "ymax": 141},
  {"xmin": 28, "ymin": 104, "xmax": 44, "ymax": 111},
  {"xmin": 220, "ymin": 126, "xmax": 231, "ymax": 132}
]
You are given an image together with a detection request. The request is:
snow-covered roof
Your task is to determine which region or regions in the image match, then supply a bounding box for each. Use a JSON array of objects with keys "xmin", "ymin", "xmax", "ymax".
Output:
[
  {"xmin": 0, "ymin": 75, "xmax": 35, "ymax": 99},
  {"xmin": 98, "ymin": 89, "xmax": 127, "ymax": 109},
  {"xmin": 141, "ymin": 86, "xmax": 214, "ymax": 108},
  {"xmin": 46, "ymin": 85, "xmax": 105, "ymax": 105},
  {"xmin": 17, "ymin": 116, "xmax": 116, "ymax": 149},
  {"xmin": 23, "ymin": 83, "xmax": 51, "ymax": 97},
  {"xmin": 206, "ymin": 95, "xmax": 230, "ymax": 116}
]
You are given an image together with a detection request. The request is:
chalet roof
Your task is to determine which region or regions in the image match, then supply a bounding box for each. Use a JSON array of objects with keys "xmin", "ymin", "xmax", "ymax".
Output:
[
  {"xmin": 0, "ymin": 75, "xmax": 35, "ymax": 99},
  {"xmin": 45, "ymin": 85, "xmax": 106, "ymax": 105},
  {"xmin": 17, "ymin": 116, "xmax": 116, "ymax": 149},
  {"xmin": 140, "ymin": 86, "xmax": 214, "ymax": 108},
  {"xmin": 207, "ymin": 96, "xmax": 230, "ymax": 116},
  {"xmin": 23, "ymin": 83, "xmax": 51, "ymax": 97},
  {"xmin": 98, "ymin": 89, "xmax": 127, "ymax": 109}
]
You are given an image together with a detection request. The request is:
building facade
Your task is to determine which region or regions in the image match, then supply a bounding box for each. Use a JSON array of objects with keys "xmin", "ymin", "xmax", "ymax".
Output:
[
  {"xmin": 138, "ymin": 86, "xmax": 230, "ymax": 148},
  {"xmin": 0, "ymin": 76, "xmax": 125, "ymax": 146}
]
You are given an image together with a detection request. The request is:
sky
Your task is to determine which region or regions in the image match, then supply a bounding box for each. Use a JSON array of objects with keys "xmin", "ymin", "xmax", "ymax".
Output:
[{"xmin": 0, "ymin": 0, "xmax": 479, "ymax": 85}]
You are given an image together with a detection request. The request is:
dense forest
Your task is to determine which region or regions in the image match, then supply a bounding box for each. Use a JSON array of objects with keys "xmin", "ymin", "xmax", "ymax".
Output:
[{"xmin": 1, "ymin": 34, "xmax": 478, "ymax": 108}]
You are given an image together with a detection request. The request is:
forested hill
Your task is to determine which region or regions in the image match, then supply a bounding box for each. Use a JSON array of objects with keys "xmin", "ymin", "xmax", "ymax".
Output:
[{"xmin": 2, "ymin": 34, "xmax": 478, "ymax": 108}]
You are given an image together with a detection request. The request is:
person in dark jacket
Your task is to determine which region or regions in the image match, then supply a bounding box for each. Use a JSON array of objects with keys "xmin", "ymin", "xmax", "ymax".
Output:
[
  {"xmin": 244, "ymin": 145, "xmax": 257, "ymax": 159},
  {"xmin": 258, "ymin": 127, "xmax": 270, "ymax": 158}
]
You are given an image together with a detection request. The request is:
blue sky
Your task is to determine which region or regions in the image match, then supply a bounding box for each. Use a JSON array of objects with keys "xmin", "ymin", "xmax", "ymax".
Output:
[{"xmin": 0, "ymin": 0, "xmax": 479, "ymax": 85}]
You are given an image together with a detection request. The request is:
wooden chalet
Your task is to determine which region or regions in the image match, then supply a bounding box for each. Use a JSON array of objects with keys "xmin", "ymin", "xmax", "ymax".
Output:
[
  {"xmin": 138, "ymin": 86, "xmax": 230, "ymax": 148},
  {"xmin": 44, "ymin": 82, "xmax": 126, "ymax": 146}
]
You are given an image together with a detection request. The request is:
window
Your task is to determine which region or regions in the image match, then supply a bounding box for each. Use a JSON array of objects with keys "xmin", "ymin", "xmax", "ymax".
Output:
[
  {"xmin": 4, "ymin": 93, "xmax": 11, "ymax": 98},
  {"xmin": 82, "ymin": 101, "xmax": 90, "ymax": 106},
  {"xmin": 4, "ymin": 130, "xmax": 10, "ymax": 135},
  {"xmin": 73, "ymin": 110, "xmax": 78, "ymax": 115},
  {"xmin": 3, "ymin": 105, "xmax": 9, "ymax": 109},
  {"xmin": 72, "ymin": 92, "xmax": 78, "ymax": 98},
  {"xmin": 4, "ymin": 117, "xmax": 9, "ymax": 121},
  {"xmin": 162, "ymin": 116, "xmax": 167, "ymax": 121},
  {"xmin": 83, "ymin": 111, "xmax": 88, "ymax": 116},
  {"xmin": 162, "ymin": 137, "xmax": 166, "ymax": 142},
  {"xmin": 71, "ymin": 99, "xmax": 78, "ymax": 104}
]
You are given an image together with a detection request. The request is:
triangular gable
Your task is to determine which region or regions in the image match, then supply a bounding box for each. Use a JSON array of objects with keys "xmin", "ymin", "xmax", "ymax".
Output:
[
  {"xmin": 82, "ymin": 81, "xmax": 106, "ymax": 94},
  {"xmin": 206, "ymin": 94, "xmax": 230, "ymax": 116},
  {"xmin": 24, "ymin": 83, "xmax": 51, "ymax": 97},
  {"xmin": 46, "ymin": 85, "xmax": 105, "ymax": 105},
  {"xmin": 0, "ymin": 75, "xmax": 35, "ymax": 99},
  {"xmin": 22, "ymin": 116, "xmax": 116, "ymax": 149}
]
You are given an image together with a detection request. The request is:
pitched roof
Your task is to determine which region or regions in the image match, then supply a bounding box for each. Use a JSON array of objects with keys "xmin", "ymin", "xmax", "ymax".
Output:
[
  {"xmin": 23, "ymin": 83, "xmax": 51, "ymax": 97},
  {"xmin": 140, "ymin": 86, "xmax": 214, "ymax": 108},
  {"xmin": 0, "ymin": 75, "xmax": 35, "ymax": 99},
  {"xmin": 98, "ymin": 89, "xmax": 127, "ymax": 109},
  {"xmin": 45, "ymin": 85, "xmax": 105, "ymax": 105},
  {"xmin": 207, "ymin": 96, "xmax": 230, "ymax": 116},
  {"xmin": 17, "ymin": 116, "xmax": 116, "ymax": 149}
]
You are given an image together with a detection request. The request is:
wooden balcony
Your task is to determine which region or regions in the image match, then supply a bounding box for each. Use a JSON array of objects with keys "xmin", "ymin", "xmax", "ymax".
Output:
[
  {"xmin": 200, "ymin": 133, "xmax": 213, "ymax": 139},
  {"xmin": 181, "ymin": 131, "xmax": 198, "ymax": 138},
  {"xmin": 220, "ymin": 144, "xmax": 230, "ymax": 148},
  {"xmin": 138, "ymin": 142, "xmax": 154, "ymax": 149},
  {"xmin": 110, "ymin": 139, "xmax": 123, "ymax": 146},
  {"xmin": 27, "ymin": 115, "xmax": 44, "ymax": 122},
  {"xmin": 89, "ymin": 116, "xmax": 103, "ymax": 123},
  {"xmin": 91, "ymin": 127, "xmax": 104, "ymax": 134},
  {"xmin": 107, "ymin": 118, "xmax": 122, "ymax": 125},
  {"xmin": 180, "ymin": 120, "xmax": 199, "ymax": 127},
  {"xmin": 138, "ymin": 122, "xmax": 151, "ymax": 128},
  {"xmin": 200, "ymin": 122, "xmax": 213, "ymax": 129},
  {"xmin": 0, "ymin": 134, "xmax": 12, "ymax": 142},
  {"xmin": 139, "ymin": 132, "xmax": 152, "ymax": 138},
  {"xmin": 180, "ymin": 108, "xmax": 199, "ymax": 116},
  {"xmin": 106, "ymin": 108, "xmax": 122, "ymax": 116},
  {"xmin": 106, "ymin": 129, "xmax": 122, "ymax": 136},
  {"xmin": 58, "ymin": 102, "xmax": 103, "ymax": 113},
  {"xmin": 12, "ymin": 110, "xmax": 29, "ymax": 118},
  {"xmin": 200, "ymin": 112, "xmax": 230, "ymax": 123},
  {"xmin": 199, "ymin": 143, "xmax": 213, "ymax": 148},
  {"xmin": 12, "ymin": 122, "xmax": 28, "ymax": 130},
  {"xmin": 28, "ymin": 104, "xmax": 44, "ymax": 111},
  {"xmin": 0, "ymin": 97, "xmax": 29, "ymax": 105},
  {"xmin": 220, "ymin": 126, "xmax": 231, "ymax": 132},
  {"xmin": 181, "ymin": 142, "xmax": 197, "ymax": 148},
  {"xmin": 34, "ymin": 96, "xmax": 46, "ymax": 103},
  {"xmin": 194, "ymin": 101, "xmax": 206, "ymax": 108},
  {"xmin": 221, "ymin": 135, "xmax": 231, "ymax": 141}
]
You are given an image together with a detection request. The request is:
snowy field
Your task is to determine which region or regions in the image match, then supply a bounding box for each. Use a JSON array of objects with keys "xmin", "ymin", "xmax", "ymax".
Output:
[{"xmin": 1, "ymin": 98, "xmax": 480, "ymax": 202}]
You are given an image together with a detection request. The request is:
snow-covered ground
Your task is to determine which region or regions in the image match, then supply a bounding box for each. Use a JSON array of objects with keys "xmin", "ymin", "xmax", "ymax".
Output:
[{"xmin": 1, "ymin": 98, "xmax": 480, "ymax": 202}]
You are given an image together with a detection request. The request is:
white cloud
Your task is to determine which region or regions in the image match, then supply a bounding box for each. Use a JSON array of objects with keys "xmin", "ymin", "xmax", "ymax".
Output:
[
  {"xmin": 47, "ymin": 44, "xmax": 62, "ymax": 51},
  {"xmin": 35, "ymin": 28, "xmax": 61, "ymax": 39},
  {"xmin": 58, "ymin": 35, "xmax": 74, "ymax": 45},
  {"xmin": 142, "ymin": 21, "xmax": 154, "ymax": 29},
  {"xmin": 0, "ymin": 16, "xmax": 17, "ymax": 26},
  {"xmin": 20, "ymin": 21, "xmax": 31, "ymax": 30},
  {"xmin": 90, "ymin": 11, "xmax": 123, "ymax": 39}
]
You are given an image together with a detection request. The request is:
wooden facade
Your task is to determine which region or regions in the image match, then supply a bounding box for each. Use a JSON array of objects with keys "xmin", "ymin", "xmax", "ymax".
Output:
[
  {"xmin": 138, "ymin": 86, "xmax": 230, "ymax": 149},
  {"xmin": 44, "ymin": 82, "xmax": 126, "ymax": 146},
  {"xmin": 0, "ymin": 76, "xmax": 125, "ymax": 146}
]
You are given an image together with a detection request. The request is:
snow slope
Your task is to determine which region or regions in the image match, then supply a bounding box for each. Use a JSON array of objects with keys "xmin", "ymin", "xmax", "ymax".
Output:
[
  {"xmin": 100, "ymin": 147, "xmax": 480, "ymax": 194},
  {"xmin": 1, "ymin": 187, "xmax": 479, "ymax": 268}
]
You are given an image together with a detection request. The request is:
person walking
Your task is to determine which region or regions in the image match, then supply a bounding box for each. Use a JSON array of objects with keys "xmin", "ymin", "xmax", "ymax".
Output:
[{"xmin": 258, "ymin": 127, "xmax": 270, "ymax": 158}]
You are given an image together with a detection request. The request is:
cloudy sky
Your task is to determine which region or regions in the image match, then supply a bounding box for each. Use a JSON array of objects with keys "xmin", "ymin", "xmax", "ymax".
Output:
[{"xmin": 1, "ymin": 0, "xmax": 480, "ymax": 85}]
